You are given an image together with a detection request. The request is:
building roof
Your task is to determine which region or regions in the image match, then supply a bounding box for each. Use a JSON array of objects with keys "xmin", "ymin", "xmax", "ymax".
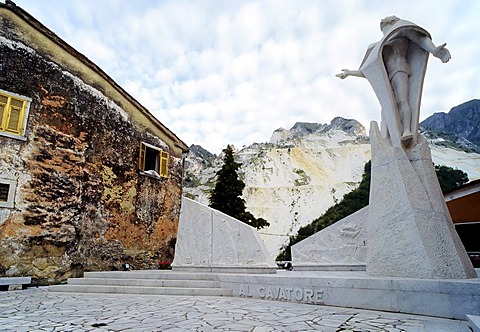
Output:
[
  {"xmin": 0, "ymin": 1, "xmax": 189, "ymax": 156},
  {"xmin": 444, "ymin": 179, "xmax": 480, "ymax": 224}
]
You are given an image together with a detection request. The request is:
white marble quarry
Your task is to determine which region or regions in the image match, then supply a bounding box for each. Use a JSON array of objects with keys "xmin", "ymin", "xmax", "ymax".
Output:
[
  {"xmin": 291, "ymin": 207, "xmax": 367, "ymax": 270},
  {"xmin": 172, "ymin": 197, "xmax": 277, "ymax": 273},
  {"xmin": 368, "ymin": 124, "xmax": 476, "ymax": 279}
]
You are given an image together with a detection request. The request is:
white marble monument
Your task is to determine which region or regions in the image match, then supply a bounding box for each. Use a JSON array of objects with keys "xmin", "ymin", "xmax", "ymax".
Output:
[
  {"xmin": 172, "ymin": 197, "xmax": 277, "ymax": 273},
  {"xmin": 291, "ymin": 207, "xmax": 367, "ymax": 270},
  {"xmin": 337, "ymin": 16, "xmax": 476, "ymax": 278}
]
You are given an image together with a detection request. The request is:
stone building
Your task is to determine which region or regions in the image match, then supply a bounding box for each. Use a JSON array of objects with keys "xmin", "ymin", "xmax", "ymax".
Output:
[{"xmin": 0, "ymin": 2, "xmax": 188, "ymax": 284}]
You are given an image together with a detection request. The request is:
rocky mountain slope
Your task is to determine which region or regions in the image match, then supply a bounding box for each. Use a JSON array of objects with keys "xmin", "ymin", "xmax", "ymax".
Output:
[
  {"xmin": 184, "ymin": 112, "xmax": 480, "ymax": 258},
  {"xmin": 420, "ymin": 99, "xmax": 480, "ymax": 153}
]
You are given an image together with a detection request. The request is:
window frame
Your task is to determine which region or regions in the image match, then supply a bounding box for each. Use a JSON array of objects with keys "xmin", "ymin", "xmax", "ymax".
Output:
[
  {"xmin": 138, "ymin": 141, "xmax": 169, "ymax": 178},
  {"xmin": 0, "ymin": 178, "xmax": 17, "ymax": 208},
  {"xmin": 0, "ymin": 89, "xmax": 31, "ymax": 141}
]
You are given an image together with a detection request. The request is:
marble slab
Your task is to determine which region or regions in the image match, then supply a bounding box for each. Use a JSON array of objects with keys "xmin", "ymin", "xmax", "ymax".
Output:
[{"xmin": 172, "ymin": 198, "xmax": 277, "ymax": 273}]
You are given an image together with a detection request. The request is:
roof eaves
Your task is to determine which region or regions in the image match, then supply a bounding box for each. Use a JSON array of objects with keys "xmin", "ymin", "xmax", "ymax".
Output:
[{"xmin": 0, "ymin": 1, "xmax": 189, "ymax": 152}]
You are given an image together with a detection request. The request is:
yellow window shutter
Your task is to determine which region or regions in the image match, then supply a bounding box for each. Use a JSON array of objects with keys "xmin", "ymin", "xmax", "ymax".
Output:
[
  {"xmin": 0, "ymin": 95, "xmax": 7, "ymax": 131},
  {"xmin": 160, "ymin": 151, "xmax": 169, "ymax": 177},
  {"xmin": 6, "ymin": 98, "xmax": 24, "ymax": 134},
  {"xmin": 138, "ymin": 142, "xmax": 146, "ymax": 170}
]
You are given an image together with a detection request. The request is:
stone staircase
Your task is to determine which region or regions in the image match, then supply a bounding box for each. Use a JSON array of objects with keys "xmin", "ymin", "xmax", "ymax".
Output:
[{"xmin": 49, "ymin": 270, "xmax": 232, "ymax": 297}]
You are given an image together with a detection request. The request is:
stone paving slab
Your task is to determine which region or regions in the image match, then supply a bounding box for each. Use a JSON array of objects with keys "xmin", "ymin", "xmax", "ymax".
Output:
[{"xmin": 0, "ymin": 287, "xmax": 469, "ymax": 331}]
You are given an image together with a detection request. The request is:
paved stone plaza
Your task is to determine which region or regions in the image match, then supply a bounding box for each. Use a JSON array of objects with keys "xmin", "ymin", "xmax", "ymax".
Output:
[{"xmin": 0, "ymin": 288, "xmax": 470, "ymax": 331}]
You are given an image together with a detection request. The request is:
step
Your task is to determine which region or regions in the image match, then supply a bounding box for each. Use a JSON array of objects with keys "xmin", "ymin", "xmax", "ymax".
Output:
[
  {"xmin": 49, "ymin": 270, "xmax": 233, "ymax": 297},
  {"xmin": 49, "ymin": 284, "xmax": 232, "ymax": 297},
  {"xmin": 83, "ymin": 270, "xmax": 219, "ymax": 281},
  {"xmin": 67, "ymin": 277, "xmax": 220, "ymax": 288}
]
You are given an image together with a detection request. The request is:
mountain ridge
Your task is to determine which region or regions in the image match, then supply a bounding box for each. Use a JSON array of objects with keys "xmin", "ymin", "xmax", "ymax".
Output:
[
  {"xmin": 420, "ymin": 99, "xmax": 480, "ymax": 153},
  {"xmin": 184, "ymin": 107, "xmax": 480, "ymax": 256}
]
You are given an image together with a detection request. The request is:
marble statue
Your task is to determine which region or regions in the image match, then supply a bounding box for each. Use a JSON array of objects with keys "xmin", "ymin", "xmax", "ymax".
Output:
[
  {"xmin": 336, "ymin": 16, "xmax": 476, "ymax": 279},
  {"xmin": 337, "ymin": 15, "xmax": 450, "ymax": 148}
]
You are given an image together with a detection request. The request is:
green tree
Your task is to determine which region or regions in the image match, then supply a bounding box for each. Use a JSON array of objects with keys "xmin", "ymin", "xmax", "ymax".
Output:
[
  {"xmin": 435, "ymin": 165, "xmax": 469, "ymax": 192},
  {"xmin": 209, "ymin": 145, "xmax": 270, "ymax": 230}
]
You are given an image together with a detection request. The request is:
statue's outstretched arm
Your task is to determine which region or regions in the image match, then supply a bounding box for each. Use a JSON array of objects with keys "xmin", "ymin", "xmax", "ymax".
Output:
[
  {"xmin": 407, "ymin": 31, "xmax": 451, "ymax": 63},
  {"xmin": 336, "ymin": 69, "xmax": 365, "ymax": 79},
  {"xmin": 431, "ymin": 43, "xmax": 451, "ymax": 63}
]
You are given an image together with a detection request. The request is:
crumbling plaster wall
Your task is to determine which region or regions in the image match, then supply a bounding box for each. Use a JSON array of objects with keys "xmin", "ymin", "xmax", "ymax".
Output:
[{"xmin": 0, "ymin": 27, "xmax": 183, "ymax": 284}]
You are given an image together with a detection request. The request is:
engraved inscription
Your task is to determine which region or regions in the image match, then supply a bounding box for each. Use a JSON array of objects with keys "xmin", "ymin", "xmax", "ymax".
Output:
[{"xmin": 238, "ymin": 284, "xmax": 324, "ymax": 304}]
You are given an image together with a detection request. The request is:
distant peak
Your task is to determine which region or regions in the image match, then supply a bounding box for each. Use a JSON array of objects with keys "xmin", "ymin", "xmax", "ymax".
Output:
[
  {"xmin": 269, "ymin": 117, "xmax": 366, "ymax": 144},
  {"xmin": 420, "ymin": 99, "xmax": 480, "ymax": 152},
  {"xmin": 290, "ymin": 122, "xmax": 325, "ymax": 133},
  {"xmin": 453, "ymin": 99, "xmax": 480, "ymax": 108},
  {"xmin": 325, "ymin": 117, "xmax": 366, "ymax": 136},
  {"xmin": 189, "ymin": 144, "xmax": 215, "ymax": 160}
]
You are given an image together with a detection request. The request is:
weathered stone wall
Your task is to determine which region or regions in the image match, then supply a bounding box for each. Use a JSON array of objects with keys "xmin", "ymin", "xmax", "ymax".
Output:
[{"xmin": 0, "ymin": 21, "xmax": 183, "ymax": 284}]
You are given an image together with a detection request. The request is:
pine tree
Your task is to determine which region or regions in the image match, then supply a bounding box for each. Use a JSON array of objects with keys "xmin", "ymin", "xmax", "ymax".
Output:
[{"xmin": 209, "ymin": 145, "xmax": 270, "ymax": 230}]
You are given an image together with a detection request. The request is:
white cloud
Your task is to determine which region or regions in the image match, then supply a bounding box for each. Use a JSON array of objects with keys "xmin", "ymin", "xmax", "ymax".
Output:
[{"xmin": 19, "ymin": 0, "xmax": 480, "ymax": 154}]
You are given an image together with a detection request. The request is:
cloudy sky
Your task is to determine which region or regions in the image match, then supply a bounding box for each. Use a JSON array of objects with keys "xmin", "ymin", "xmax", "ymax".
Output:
[{"xmin": 18, "ymin": 0, "xmax": 480, "ymax": 154}]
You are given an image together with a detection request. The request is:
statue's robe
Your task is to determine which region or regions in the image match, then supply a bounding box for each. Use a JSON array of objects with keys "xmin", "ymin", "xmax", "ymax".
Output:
[{"xmin": 359, "ymin": 20, "xmax": 430, "ymax": 148}]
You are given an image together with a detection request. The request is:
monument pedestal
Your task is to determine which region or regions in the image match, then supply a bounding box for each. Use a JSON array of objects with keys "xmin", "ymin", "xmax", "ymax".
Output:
[{"xmin": 367, "ymin": 122, "xmax": 476, "ymax": 279}]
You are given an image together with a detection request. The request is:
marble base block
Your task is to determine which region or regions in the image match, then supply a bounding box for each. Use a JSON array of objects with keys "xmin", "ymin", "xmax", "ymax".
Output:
[
  {"xmin": 219, "ymin": 270, "xmax": 480, "ymax": 320},
  {"xmin": 367, "ymin": 122, "xmax": 476, "ymax": 279}
]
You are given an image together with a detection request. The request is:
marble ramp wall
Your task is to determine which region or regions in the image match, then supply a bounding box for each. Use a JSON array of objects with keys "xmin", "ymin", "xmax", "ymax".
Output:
[
  {"xmin": 172, "ymin": 197, "xmax": 277, "ymax": 273},
  {"xmin": 291, "ymin": 207, "xmax": 367, "ymax": 270}
]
